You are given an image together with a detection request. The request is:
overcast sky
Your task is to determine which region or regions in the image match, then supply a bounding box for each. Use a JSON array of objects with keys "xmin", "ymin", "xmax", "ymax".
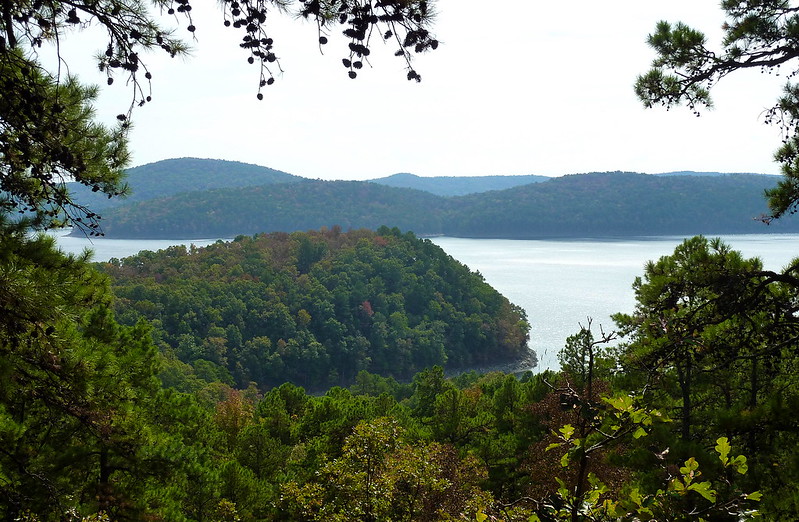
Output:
[{"xmin": 57, "ymin": 1, "xmax": 787, "ymax": 180}]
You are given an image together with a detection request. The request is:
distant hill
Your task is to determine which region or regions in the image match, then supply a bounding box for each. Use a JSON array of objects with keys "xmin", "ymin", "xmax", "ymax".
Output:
[
  {"xmin": 656, "ymin": 170, "xmax": 770, "ymax": 177},
  {"xmin": 88, "ymin": 170, "xmax": 799, "ymax": 239},
  {"xmin": 445, "ymin": 171, "xmax": 794, "ymax": 237},
  {"xmin": 96, "ymin": 180, "xmax": 447, "ymax": 238},
  {"xmin": 369, "ymin": 172, "xmax": 549, "ymax": 196},
  {"xmin": 64, "ymin": 158, "xmax": 775, "ymax": 216},
  {"xmin": 67, "ymin": 157, "xmax": 301, "ymax": 211}
]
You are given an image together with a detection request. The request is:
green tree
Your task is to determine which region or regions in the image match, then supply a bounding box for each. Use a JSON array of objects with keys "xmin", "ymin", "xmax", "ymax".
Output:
[
  {"xmin": 0, "ymin": 221, "xmax": 219, "ymax": 519},
  {"xmin": 614, "ymin": 236, "xmax": 799, "ymax": 517},
  {"xmin": 514, "ymin": 319, "xmax": 761, "ymax": 522},
  {"xmin": 0, "ymin": 51, "xmax": 129, "ymax": 232},
  {"xmin": 278, "ymin": 417, "xmax": 492, "ymax": 521},
  {"xmin": 635, "ymin": 1, "xmax": 799, "ymax": 219},
  {"xmin": 557, "ymin": 319, "xmax": 616, "ymax": 394}
]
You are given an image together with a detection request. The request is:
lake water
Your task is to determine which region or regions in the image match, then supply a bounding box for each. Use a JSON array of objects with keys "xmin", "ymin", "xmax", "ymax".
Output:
[
  {"xmin": 429, "ymin": 235, "xmax": 799, "ymax": 371},
  {"xmin": 54, "ymin": 232, "xmax": 230, "ymax": 262},
  {"xmin": 54, "ymin": 231, "xmax": 799, "ymax": 372}
]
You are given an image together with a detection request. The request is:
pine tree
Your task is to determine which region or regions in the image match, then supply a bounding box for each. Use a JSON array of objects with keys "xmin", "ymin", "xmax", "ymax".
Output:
[{"xmin": 636, "ymin": 2, "xmax": 799, "ymax": 219}]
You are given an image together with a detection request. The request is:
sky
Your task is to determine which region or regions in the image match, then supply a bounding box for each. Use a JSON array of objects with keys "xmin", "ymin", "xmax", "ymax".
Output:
[{"xmin": 53, "ymin": 1, "xmax": 788, "ymax": 180}]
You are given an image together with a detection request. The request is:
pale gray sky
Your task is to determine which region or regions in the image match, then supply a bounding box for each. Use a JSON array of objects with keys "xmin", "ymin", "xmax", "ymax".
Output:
[{"xmin": 54, "ymin": 1, "xmax": 787, "ymax": 179}]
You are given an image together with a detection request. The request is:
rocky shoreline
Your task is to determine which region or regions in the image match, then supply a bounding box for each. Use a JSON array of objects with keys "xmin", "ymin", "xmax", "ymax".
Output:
[{"xmin": 447, "ymin": 348, "xmax": 539, "ymax": 378}]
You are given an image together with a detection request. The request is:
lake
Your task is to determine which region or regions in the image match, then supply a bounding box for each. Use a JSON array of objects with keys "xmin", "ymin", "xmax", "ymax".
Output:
[
  {"xmin": 54, "ymin": 231, "xmax": 799, "ymax": 372},
  {"xmin": 429, "ymin": 235, "xmax": 799, "ymax": 371}
]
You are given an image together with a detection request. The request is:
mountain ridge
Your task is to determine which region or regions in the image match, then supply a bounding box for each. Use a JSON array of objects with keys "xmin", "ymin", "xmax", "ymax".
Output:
[
  {"xmin": 67, "ymin": 157, "xmax": 302, "ymax": 211},
  {"xmin": 68, "ymin": 158, "xmax": 777, "ymax": 207},
  {"xmin": 76, "ymin": 160, "xmax": 798, "ymax": 239},
  {"xmin": 368, "ymin": 172, "xmax": 551, "ymax": 196}
]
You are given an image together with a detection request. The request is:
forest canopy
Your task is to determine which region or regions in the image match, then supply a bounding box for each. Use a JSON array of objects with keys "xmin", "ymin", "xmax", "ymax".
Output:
[
  {"xmin": 7, "ymin": 0, "xmax": 799, "ymax": 518},
  {"xmin": 87, "ymin": 168, "xmax": 799, "ymax": 239},
  {"xmin": 98, "ymin": 226, "xmax": 532, "ymax": 390}
]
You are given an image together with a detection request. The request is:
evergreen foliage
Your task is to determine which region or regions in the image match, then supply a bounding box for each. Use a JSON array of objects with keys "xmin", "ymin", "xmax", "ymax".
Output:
[
  {"xmin": 614, "ymin": 236, "xmax": 799, "ymax": 517},
  {"xmin": 636, "ymin": 1, "xmax": 799, "ymax": 220},
  {"xmin": 0, "ymin": 49, "xmax": 129, "ymax": 233},
  {"xmin": 0, "ymin": 219, "xmax": 215, "ymax": 518}
]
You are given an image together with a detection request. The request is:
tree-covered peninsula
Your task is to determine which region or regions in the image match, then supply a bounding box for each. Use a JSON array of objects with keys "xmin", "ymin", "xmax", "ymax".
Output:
[
  {"xmin": 447, "ymin": 171, "xmax": 796, "ymax": 237},
  {"xmin": 98, "ymin": 227, "xmax": 532, "ymax": 390}
]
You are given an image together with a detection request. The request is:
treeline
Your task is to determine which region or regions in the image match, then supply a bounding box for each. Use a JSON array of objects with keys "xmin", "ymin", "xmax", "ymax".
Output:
[
  {"xmin": 98, "ymin": 227, "xmax": 531, "ymax": 390},
  {"xmin": 6, "ymin": 224, "xmax": 799, "ymax": 519},
  {"xmin": 370, "ymin": 172, "xmax": 549, "ymax": 196},
  {"xmin": 89, "ymin": 171, "xmax": 799, "ymax": 239},
  {"xmin": 448, "ymin": 171, "xmax": 790, "ymax": 237},
  {"xmin": 96, "ymin": 181, "xmax": 445, "ymax": 239},
  {"xmin": 67, "ymin": 158, "xmax": 301, "ymax": 212}
]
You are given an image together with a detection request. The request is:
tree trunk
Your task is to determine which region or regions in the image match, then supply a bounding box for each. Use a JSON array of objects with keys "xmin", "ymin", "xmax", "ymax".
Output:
[{"xmin": 676, "ymin": 356, "xmax": 692, "ymax": 442}]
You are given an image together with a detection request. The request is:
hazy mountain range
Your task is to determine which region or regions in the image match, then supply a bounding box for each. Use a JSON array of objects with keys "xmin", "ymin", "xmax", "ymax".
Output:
[{"xmin": 66, "ymin": 158, "xmax": 795, "ymax": 238}]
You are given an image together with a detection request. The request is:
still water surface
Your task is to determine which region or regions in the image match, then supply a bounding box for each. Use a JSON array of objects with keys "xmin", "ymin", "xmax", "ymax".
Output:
[
  {"xmin": 429, "ymin": 235, "xmax": 799, "ymax": 371},
  {"xmin": 55, "ymin": 231, "xmax": 799, "ymax": 372}
]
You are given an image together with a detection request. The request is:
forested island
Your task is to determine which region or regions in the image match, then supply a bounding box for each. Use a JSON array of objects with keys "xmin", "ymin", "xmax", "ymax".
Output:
[{"xmin": 70, "ymin": 158, "xmax": 798, "ymax": 239}]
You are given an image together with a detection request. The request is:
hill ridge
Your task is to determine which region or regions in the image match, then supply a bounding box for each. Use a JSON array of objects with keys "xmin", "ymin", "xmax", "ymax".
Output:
[{"xmin": 82, "ymin": 166, "xmax": 799, "ymax": 239}]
